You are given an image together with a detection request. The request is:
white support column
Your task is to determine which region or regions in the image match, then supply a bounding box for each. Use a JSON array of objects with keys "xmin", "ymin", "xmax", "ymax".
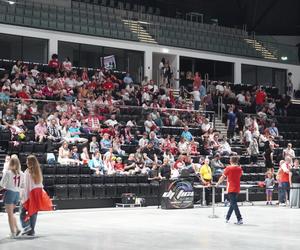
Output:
[
  {"xmin": 234, "ymin": 61, "xmax": 242, "ymax": 84},
  {"xmin": 48, "ymin": 38, "xmax": 58, "ymax": 61},
  {"xmin": 144, "ymin": 49, "xmax": 153, "ymax": 80},
  {"xmin": 175, "ymin": 54, "xmax": 180, "ymax": 89}
]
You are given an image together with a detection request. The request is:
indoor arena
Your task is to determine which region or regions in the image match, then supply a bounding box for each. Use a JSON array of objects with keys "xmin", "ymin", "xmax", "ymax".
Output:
[{"xmin": 0, "ymin": 0, "xmax": 300, "ymax": 250}]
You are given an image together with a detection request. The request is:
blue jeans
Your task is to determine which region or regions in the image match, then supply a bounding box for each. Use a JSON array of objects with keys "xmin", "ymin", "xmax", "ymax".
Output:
[
  {"xmin": 279, "ymin": 182, "xmax": 289, "ymax": 203},
  {"xmin": 194, "ymin": 101, "xmax": 201, "ymax": 111},
  {"xmin": 20, "ymin": 205, "xmax": 38, "ymax": 232},
  {"xmin": 226, "ymin": 193, "xmax": 242, "ymax": 221}
]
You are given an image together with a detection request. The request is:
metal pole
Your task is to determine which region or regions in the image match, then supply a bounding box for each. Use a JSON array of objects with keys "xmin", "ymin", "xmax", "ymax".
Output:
[{"xmin": 209, "ymin": 185, "xmax": 219, "ymax": 218}]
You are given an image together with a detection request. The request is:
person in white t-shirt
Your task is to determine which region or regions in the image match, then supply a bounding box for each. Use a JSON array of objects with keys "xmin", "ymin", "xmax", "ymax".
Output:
[
  {"xmin": 0, "ymin": 157, "xmax": 24, "ymax": 238},
  {"xmin": 139, "ymin": 132, "xmax": 149, "ymax": 149},
  {"xmin": 64, "ymin": 74, "xmax": 77, "ymax": 89},
  {"xmin": 243, "ymin": 126, "xmax": 253, "ymax": 147},
  {"xmin": 11, "ymin": 79, "xmax": 24, "ymax": 93},
  {"xmin": 105, "ymin": 114, "xmax": 118, "ymax": 127},
  {"xmin": 216, "ymin": 82, "xmax": 224, "ymax": 95},
  {"xmin": 30, "ymin": 65, "xmax": 40, "ymax": 78},
  {"xmin": 186, "ymin": 86, "xmax": 201, "ymax": 110},
  {"xmin": 236, "ymin": 91, "xmax": 246, "ymax": 105},
  {"xmin": 62, "ymin": 57, "xmax": 72, "ymax": 72},
  {"xmin": 283, "ymin": 143, "xmax": 295, "ymax": 159}
]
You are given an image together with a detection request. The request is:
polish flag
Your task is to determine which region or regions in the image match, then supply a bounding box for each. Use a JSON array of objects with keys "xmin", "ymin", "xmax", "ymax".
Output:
[{"xmin": 22, "ymin": 173, "xmax": 53, "ymax": 221}]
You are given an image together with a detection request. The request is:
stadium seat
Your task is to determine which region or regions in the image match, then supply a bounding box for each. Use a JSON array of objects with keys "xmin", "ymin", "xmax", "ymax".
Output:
[
  {"xmin": 127, "ymin": 183, "xmax": 139, "ymax": 195},
  {"xmin": 55, "ymin": 175, "xmax": 68, "ymax": 185},
  {"xmin": 43, "ymin": 175, "xmax": 55, "ymax": 187},
  {"xmin": 68, "ymin": 184, "xmax": 81, "ymax": 199},
  {"xmin": 35, "ymin": 153, "xmax": 46, "ymax": 164},
  {"xmin": 80, "ymin": 165, "xmax": 91, "ymax": 175},
  {"xmin": 33, "ymin": 143, "xmax": 47, "ymax": 153},
  {"xmin": 43, "ymin": 164, "xmax": 56, "ymax": 175},
  {"xmin": 93, "ymin": 184, "xmax": 106, "ymax": 198},
  {"xmin": 19, "ymin": 153, "xmax": 29, "ymax": 166},
  {"xmin": 137, "ymin": 174, "xmax": 148, "ymax": 183},
  {"xmin": 54, "ymin": 185, "xmax": 68, "ymax": 199},
  {"xmin": 127, "ymin": 175, "xmax": 137, "ymax": 183},
  {"xmin": 150, "ymin": 182, "xmax": 159, "ymax": 196},
  {"xmin": 116, "ymin": 183, "xmax": 128, "ymax": 196},
  {"xmin": 81, "ymin": 184, "xmax": 93, "ymax": 198},
  {"xmin": 21, "ymin": 142, "xmax": 33, "ymax": 153},
  {"xmin": 80, "ymin": 175, "xmax": 92, "ymax": 184},
  {"xmin": 68, "ymin": 175, "xmax": 80, "ymax": 184},
  {"xmin": 139, "ymin": 183, "xmax": 150, "ymax": 196},
  {"xmin": 68, "ymin": 165, "xmax": 80, "ymax": 175},
  {"xmin": 92, "ymin": 175, "xmax": 104, "ymax": 184},
  {"xmin": 56, "ymin": 165, "xmax": 68, "ymax": 175},
  {"xmin": 115, "ymin": 175, "xmax": 126, "ymax": 183},
  {"xmin": 105, "ymin": 184, "xmax": 117, "ymax": 197},
  {"xmin": 104, "ymin": 175, "xmax": 115, "ymax": 184}
]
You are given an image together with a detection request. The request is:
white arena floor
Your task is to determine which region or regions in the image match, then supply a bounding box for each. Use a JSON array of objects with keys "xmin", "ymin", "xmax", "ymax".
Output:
[{"xmin": 0, "ymin": 205, "xmax": 299, "ymax": 250}]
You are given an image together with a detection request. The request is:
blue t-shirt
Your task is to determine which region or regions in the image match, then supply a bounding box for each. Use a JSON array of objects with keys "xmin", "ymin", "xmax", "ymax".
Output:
[
  {"xmin": 227, "ymin": 112, "xmax": 236, "ymax": 128},
  {"xmin": 68, "ymin": 127, "xmax": 80, "ymax": 138},
  {"xmin": 200, "ymin": 85, "xmax": 206, "ymax": 98},
  {"xmin": 101, "ymin": 139, "xmax": 112, "ymax": 149},
  {"xmin": 181, "ymin": 131, "xmax": 193, "ymax": 142}
]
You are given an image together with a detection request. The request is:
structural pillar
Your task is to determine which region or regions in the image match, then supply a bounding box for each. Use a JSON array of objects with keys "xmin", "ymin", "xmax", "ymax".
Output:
[
  {"xmin": 48, "ymin": 37, "xmax": 58, "ymax": 61},
  {"xmin": 144, "ymin": 49, "xmax": 153, "ymax": 80},
  {"xmin": 234, "ymin": 61, "xmax": 242, "ymax": 84}
]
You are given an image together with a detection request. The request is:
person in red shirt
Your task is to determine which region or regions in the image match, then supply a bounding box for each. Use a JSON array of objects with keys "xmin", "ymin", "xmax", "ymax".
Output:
[
  {"xmin": 278, "ymin": 156, "xmax": 291, "ymax": 205},
  {"xmin": 255, "ymin": 87, "xmax": 266, "ymax": 111},
  {"xmin": 102, "ymin": 78, "xmax": 114, "ymax": 91},
  {"xmin": 114, "ymin": 157, "xmax": 125, "ymax": 173},
  {"xmin": 216, "ymin": 156, "xmax": 243, "ymax": 224},
  {"xmin": 17, "ymin": 86, "xmax": 30, "ymax": 100},
  {"xmin": 48, "ymin": 54, "xmax": 60, "ymax": 73}
]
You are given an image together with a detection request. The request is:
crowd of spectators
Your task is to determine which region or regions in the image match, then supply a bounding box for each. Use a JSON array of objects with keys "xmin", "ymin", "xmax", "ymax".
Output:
[
  {"xmin": 0, "ymin": 56, "xmax": 218, "ymax": 182},
  {"xmin": 0, "ymin": 56, "xmax": 299, "ymax": 206}
]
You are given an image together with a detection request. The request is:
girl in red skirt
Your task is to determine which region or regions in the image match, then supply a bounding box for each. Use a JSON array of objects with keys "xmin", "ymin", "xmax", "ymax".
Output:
[{"xmin": 20, "ymin": 155, "xmax": 53, "ymax": 236}]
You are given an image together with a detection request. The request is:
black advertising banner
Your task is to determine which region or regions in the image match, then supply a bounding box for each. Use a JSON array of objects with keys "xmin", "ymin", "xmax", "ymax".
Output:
[{"xmin": 161, "ymin": 180, "xmax": 194, "ymax": 209}]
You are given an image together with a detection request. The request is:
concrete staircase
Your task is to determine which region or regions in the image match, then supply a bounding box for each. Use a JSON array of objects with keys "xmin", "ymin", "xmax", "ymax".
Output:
[
  {"xmin": 122, "ymin": 19, "xmax": 157, "ymax": 44},
  {"xmin": 244, "ymin": 38, "xmax": 277, "ymax": 60},
  {"xmin": 214, "ymin": 117, "xmax": 227, "ymax": 137}
]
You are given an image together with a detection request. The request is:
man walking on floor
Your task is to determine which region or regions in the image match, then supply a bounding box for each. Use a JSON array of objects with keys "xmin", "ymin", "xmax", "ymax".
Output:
[{"xmin": 216, "ymin": 156, "xmax": 243, "ymax": 224}]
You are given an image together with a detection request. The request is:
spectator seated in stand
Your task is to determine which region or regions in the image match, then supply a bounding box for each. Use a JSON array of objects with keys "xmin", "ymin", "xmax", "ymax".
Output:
[{"xmin": 88, "ymin": 151, "xmax": 106, "ymax": 175}]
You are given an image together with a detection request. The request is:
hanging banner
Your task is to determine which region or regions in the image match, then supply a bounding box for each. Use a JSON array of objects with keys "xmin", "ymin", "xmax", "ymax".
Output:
[{"xmin": 101, "ymin": 55, "xmax": 116, "ymax": 70}]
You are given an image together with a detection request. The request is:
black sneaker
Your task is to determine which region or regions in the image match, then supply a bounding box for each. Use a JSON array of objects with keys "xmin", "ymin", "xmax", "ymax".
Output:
[
  {"xmin": 16, "ymin": 230, "xmax": 21, "ymax": 237},
  {"xmin": 27, "ymin": 230, "xmax": 35, "ymax": 237}
]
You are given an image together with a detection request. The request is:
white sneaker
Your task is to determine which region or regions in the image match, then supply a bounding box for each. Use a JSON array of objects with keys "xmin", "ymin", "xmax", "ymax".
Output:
[
  {"xmin": 279, "ymin": 203, "xmax": 286, "ymax": 207},
  {"xmin": 22, "ymin": 226, "xmax": 32, "ymax": 235},
  {"xmin": 8, "ymin": 233, "xmax": 17, "ymax": 239},
  {"xmin": 235, "ymin": 219, "xmax": 243, "ymax": 225}
]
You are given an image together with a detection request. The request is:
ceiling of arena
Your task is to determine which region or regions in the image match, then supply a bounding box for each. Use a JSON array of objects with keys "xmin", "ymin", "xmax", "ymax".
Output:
[{"xmin": 121, "ymin": 0, "xmax": 300, "ymax": 35}]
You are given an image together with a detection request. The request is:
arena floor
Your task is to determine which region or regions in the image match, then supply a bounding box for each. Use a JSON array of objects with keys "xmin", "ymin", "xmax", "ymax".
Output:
[{"xmin": 0, "ymin": 204, "xmax": 299, "ymax": 250}]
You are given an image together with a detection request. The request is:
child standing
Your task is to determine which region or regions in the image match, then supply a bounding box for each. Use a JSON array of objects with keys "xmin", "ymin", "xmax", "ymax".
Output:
[
  {"xmin": 0, "ymin": 157, "xmax": 24, "ymax": 238},
  {"xmin": 265, "ymin": 171, "xmax": 275, "ymax": 205}
]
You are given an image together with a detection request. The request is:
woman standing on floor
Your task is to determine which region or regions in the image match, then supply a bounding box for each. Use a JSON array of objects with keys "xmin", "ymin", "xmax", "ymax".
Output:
[
  {"xmin": 290, "ymin": 159, "xmax": 300, "ymax": 208},
  {"xmin": 20, "ymin": 155, "xmax": 53, "ymax": 236},
  {"xmin": 0, "ymin": 157, "xmax": 24, "ymax": 238}
]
